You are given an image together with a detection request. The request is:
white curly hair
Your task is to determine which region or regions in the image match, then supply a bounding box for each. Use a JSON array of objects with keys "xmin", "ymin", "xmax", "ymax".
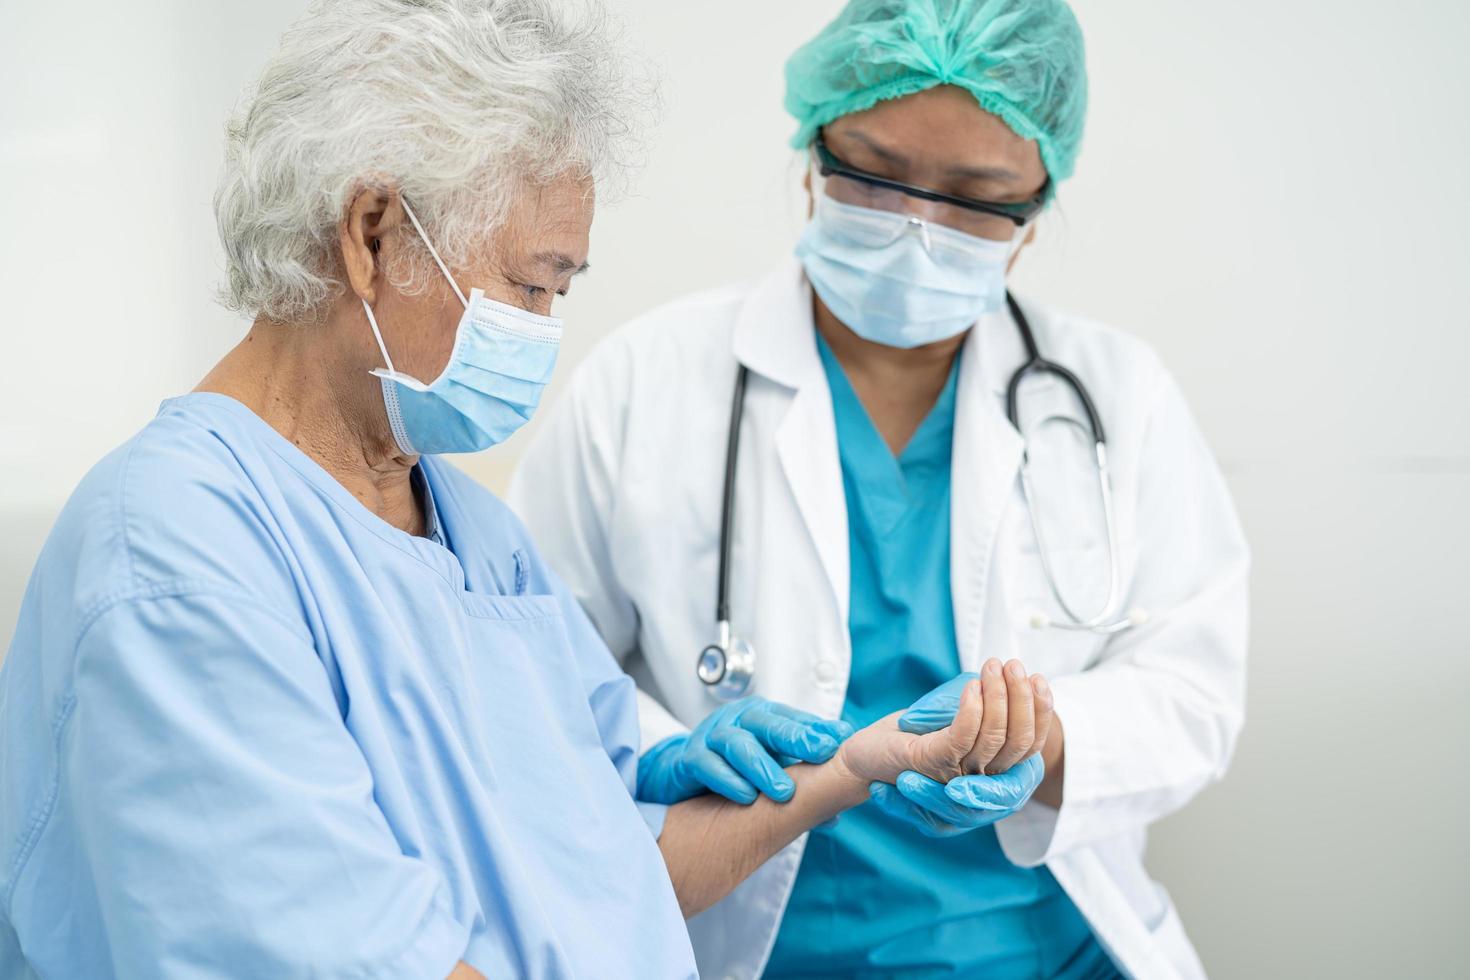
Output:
[{"xmin": 214, "ymin": 0, "xmax": 651, "ymax": 323}]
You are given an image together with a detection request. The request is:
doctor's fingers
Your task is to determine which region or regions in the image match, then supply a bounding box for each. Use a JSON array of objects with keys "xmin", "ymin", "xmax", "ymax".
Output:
[
  {"xmin": 772, "ymin": 703, "xmax": 856, "ymax": 745},
  {"xmin": 683, "ymin": 742, "xmax": 761, "ymax": 805},
  {"xmin": 966, "ymin": 659, "xmax": 1011, "ymax": 774},
  {"xmin": 704, "ymin": 726, "xmax": 796, "ymax": 802},
  {"xmin": 986, "ymin": 661, "xmax": 1039, "ymax": 774},
  {"xmin": 944, "ymin": 755, "xmax": 1045, "ymax": 811},
  {"xmin": 740, "ymin": 702, "xmax": 852, "ymax": 763},
  {"xmin": 868, "ymin": 780, "xmax": 971, "ymax": 838},
  {"xmin": 897, "ymin": 672, "xmax": 979, "ymax": 735},
  {"xmin": 895, "ymin": 771, "xmax": 1002, "ymax": 831}
]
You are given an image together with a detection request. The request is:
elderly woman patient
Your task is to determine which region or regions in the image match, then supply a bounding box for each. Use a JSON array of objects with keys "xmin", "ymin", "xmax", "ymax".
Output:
[{"xmin": 0, "ymin": 2, "xmax": 1041, "ymax": 978}]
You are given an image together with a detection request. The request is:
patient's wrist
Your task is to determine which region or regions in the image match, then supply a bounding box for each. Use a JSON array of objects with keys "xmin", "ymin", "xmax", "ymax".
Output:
[{"xmin": 824, "ymin": 745, "xmax": 879, "ymax": 812}]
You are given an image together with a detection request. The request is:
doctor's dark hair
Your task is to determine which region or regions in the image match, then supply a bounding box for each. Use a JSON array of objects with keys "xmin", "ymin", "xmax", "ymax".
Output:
[{"xmin": 214, "ymin": 0, "xmax": 654, "ymax": 323}]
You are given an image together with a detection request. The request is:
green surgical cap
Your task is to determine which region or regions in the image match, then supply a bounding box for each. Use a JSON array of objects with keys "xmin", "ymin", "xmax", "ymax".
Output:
[{"xmin": 784, "ymin": 0, "xmax": 1088, "ymax": 182}]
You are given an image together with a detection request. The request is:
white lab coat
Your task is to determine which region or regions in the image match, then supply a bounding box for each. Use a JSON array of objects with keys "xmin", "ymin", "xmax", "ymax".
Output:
[{"xmin": 508, "ymin": 257, "xmax": 1249, "ymax": 980}]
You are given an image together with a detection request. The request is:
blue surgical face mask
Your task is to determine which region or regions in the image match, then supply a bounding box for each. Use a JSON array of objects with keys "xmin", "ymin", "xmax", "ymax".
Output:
[
  {"xmin": 795, "ymin": 194, "xmax": 1022, "ymax": 349},
  {"xmin": 361, "ymin": 199, "xmax": 563, "ymax": 456}
]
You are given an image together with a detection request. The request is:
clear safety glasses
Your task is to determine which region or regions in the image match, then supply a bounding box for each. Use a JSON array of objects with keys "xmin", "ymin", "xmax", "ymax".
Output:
[{"xmin": 810, "ymin": 136, "xmax": 1048, "ymax": 243}]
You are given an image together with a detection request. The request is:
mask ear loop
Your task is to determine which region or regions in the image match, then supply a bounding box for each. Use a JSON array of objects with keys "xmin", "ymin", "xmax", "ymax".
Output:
[
  {"xmin": 361, "ymin": 194, "xmax": 468, "ymax": 376},
  {"xmin": 399, "ymin": 196, "xmax": 468, "ymax": 308},
  {"xmin": 362, "ymin": 299, "xmax": 397, "ymax": 374}
]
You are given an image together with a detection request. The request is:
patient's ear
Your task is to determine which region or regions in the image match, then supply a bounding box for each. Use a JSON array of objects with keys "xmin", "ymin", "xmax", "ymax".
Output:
[{"xmin": 341, "ymin": 185, "xmax": 406, "ymax": 306}]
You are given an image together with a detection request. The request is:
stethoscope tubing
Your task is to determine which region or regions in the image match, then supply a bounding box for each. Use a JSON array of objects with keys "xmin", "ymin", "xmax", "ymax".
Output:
[
  {"xmin": 700, "ymin": 292, "xmax": 1140, "ymax": 698},
  {"xmin": 1004, "ymin": 293, "xmax": 1106, "ymax": 446},
  {"xmin": 715, "ymin": 365, "xmax": 749, "ymax": 629}
]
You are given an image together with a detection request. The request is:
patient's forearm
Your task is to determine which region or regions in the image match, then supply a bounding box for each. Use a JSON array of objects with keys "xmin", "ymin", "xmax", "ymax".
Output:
[
  {"xmin": 658, "ymin": 756, "xmax": 868, "ymax": 918},
  {"xmin": 660, "ymin": 690, "xmax": 988, "ymax": 917}
]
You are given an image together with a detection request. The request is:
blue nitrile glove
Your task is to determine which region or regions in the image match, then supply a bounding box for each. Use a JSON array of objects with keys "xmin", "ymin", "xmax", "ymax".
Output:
[
  {"xmin": 637, "ymin": 698, "xmax": 854, "ymax": 806},
  {"xmin": 868, "ymin": 671, "xmax": 1043, "ymax": 837},
  {"xmin": 896, "ymin": 671, "xmax": 980, "ymax": 736},
  {"xmin": 869, "ymin": 756, "xmax": 1044, "ymax": 837}
]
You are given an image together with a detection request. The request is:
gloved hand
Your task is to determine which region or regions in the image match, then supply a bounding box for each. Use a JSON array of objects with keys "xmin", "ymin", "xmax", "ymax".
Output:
[
  {"xmin": 637, "ymin": 698, "xmax": 854, "ymax": 806},
  {"xmin": 896, "ymin": 671, "xmax": 983, "ymax": 735},
  {"xmin": 900, "ymin": 662, "xmax": 1053, "ymax": 773},
  {"xmin": 869, "ymin": 756, "xmax": 1044, "ymax": 838},
  {"xmin": 869, "ymin": 664, "xmax": 1051, "ymax": 837}
]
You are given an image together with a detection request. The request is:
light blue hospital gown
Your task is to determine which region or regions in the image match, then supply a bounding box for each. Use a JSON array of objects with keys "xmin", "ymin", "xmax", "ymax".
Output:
[{"xmin": 0, "ymin": 393, "xmax": 696, "ymax": 979}]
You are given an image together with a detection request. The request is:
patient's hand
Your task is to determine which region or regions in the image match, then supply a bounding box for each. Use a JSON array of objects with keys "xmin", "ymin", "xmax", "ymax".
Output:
[
  {"xmin": 898, "ymin": 660, "xmax": 1054, "ymax": 776},
  {"xmin": 835, "ymin": 678, "xmax": 988, "ymax": 786}
]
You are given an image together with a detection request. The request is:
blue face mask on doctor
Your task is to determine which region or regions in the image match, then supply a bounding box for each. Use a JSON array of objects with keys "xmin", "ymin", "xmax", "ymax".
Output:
[
  {"xmin": 361, "ymin": 198, "xmax": 563, "ymax": 457},
  {"xmin": 795, "ymin": 193, "xmax": 1024, "ymax": 350}
]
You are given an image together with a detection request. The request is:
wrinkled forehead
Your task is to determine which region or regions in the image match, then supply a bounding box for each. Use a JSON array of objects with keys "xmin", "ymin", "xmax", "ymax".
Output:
[{"xmin": 480, "ymin": 172, "xmax": 596, "ymax": 276}]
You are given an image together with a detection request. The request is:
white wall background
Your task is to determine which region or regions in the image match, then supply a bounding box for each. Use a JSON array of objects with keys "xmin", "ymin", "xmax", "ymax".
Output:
[{"xmin": 2, "ymin": 1, "xmax": 1467, "ymax": 975}]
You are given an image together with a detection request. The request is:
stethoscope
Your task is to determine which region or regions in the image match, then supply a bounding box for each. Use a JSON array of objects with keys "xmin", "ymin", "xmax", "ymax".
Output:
[{"xmin": 695, "ymin": 293, "xmax": 1147, "ymax": 701}]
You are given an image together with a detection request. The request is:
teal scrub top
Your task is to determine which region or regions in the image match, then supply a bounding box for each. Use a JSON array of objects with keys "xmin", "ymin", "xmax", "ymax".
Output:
[{"xmin": 764, "ymin": 337, "xmax": 1116, "ymax": 979}]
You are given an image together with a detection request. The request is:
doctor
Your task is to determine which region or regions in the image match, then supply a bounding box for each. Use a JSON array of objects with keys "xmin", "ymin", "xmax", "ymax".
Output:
[{"xmin": 510, "ymin": 0, "xmax": 1248, "ymax": 977}]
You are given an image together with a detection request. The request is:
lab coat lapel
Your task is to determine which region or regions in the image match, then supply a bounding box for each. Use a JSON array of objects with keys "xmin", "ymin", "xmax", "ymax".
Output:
[
  {"xmin": 732, "ymin": 258, "xmax": 850, "ymax": 633},
  {"xmin": 774, "ymin": 386, "xmax": 849, "ymax": 631},
  {"xmin": 951, "ymin": 305, "xmax": 1026, "ymax": 672}
]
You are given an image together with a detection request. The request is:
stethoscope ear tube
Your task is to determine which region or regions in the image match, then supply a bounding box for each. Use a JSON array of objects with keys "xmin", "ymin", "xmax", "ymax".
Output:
[
  {"xmin": 1008, "ymin": 293, "xmax": 1143, "ymax": 633},
  {"xmin": 1004, "ymin": 293, "xmax": 1106, "ymax": 446},
  {"xmin": 1018, "ymin": 439, "xmax": 1129, "ymax": 631}
]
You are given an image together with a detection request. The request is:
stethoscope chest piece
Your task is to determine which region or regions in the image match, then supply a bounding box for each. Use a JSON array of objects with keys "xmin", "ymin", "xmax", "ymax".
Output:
[
  {"xmin": 698, "ymin": 364, "xmax": 758, "ymax": 701},
  {"xmin": 697, "ymin": 625, "xmax": 755, "ymax": 701}
]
